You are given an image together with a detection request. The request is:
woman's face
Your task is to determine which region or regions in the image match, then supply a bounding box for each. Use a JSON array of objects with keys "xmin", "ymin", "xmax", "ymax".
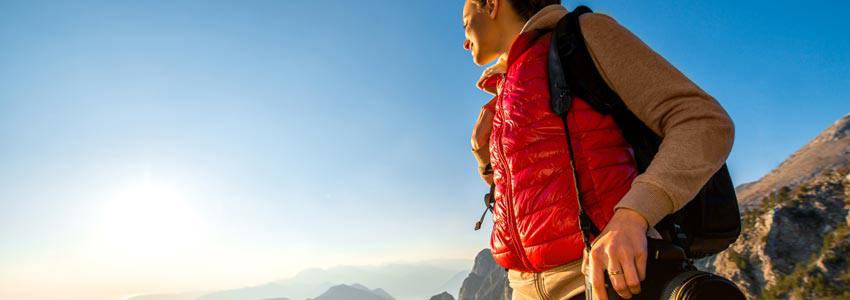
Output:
[{"xmin": 463, "ymin": 0, "xmax": 503, "ymax": 66}]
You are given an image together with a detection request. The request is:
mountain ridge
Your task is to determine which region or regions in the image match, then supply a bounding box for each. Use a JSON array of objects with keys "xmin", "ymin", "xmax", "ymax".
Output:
[
  {"xmin": 308, "ymin": 283, "xmax": 395, "ymax": 300},
  {"xmin": 736, "ymin": 113, "xmax": 850, "ymax": 209}
]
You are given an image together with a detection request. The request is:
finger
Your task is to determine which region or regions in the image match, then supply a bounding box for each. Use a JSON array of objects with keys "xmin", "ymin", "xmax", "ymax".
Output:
[
  {"xmin": 590, "ymin": 250, "xmax": 608, "ymax": 300},
  {"xmin": 635, "ymin": 245, "xmax": 648, "ymax": 281},
  {"xmin": 619, "ymin": 251, "xmax": 642, "ymax": 295},
  {"xmin": 582, "ymin": 251, "xmax": 588, "ymax": 276},
  {"xmin": 607, "ymin": 255, "xmax": 632, "ymax": 299}
]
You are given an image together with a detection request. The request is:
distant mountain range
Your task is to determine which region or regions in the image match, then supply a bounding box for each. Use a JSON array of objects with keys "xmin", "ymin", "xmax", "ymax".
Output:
[{"xmin": 129, "ymin": 260, "xmax": 469, "ymax": 300}]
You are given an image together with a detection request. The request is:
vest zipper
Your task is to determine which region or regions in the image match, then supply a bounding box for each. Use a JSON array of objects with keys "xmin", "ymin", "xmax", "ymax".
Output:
[{"xmin": 495, "ymin": 72, "xmax": 535, "ymax": 271}]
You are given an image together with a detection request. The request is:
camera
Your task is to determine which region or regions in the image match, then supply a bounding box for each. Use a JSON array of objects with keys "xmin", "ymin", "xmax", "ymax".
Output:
[{"xmin": 588, "ymin": 239, "xmax": 746, "ymax": 300}]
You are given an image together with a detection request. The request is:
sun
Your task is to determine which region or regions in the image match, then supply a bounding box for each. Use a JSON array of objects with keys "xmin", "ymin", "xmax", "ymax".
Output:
[{"xmin": 92, "ymin": 179, "xmax": 209, "ymax": 259}]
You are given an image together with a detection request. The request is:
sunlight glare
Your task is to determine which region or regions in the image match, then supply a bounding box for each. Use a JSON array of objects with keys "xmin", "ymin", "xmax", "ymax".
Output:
[{"xmin": 93, "ymin": 179, "xmax": 209, "ymax": 259}]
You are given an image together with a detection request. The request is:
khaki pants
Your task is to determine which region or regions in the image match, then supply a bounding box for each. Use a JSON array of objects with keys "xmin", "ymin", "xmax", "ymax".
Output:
[{"xmin": 508, "ymin": 259, "xmax": 586, "ymax": 300}]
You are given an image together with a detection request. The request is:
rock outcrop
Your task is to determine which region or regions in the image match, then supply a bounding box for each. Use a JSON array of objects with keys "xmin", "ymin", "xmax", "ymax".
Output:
[
  {"xmin": 457, "ymin": 249, "xmax": 511, "ymax": 300},
  {"xmin": 428, "ymin": 291, "xmax": 455, "ymax": 300},
  {"xmin": 701, "ymin": 168, "xmax": 850, "ymax": 299},
  {"xmin": 698, "ymin": 113, "xmax": 850, "ymax": 299}
]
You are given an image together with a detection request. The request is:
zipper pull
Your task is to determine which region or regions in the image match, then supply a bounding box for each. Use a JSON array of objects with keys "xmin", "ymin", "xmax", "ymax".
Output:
[
  {"xmin": 474, "ymin": 185, "xmax": 496, "ymax": 231},
  {"xmin": 474, "ymin": 207, "xmax": 488, "ymax": 231}
]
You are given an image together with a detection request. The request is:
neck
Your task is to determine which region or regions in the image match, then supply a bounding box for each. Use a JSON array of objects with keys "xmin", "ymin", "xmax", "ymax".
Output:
[
  {"xmin": 499, "ymin": 5, "xmax": 568, "ymax": 61},
  {"xmin": 497, "ymin": 17, "xmax": 526, "ymax": 60}
]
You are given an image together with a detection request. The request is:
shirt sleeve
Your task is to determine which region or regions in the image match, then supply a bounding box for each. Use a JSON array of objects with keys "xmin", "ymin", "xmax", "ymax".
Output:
[{"xmin": 578, "ymin": 13, "xmax": 736, "ymax": 227}]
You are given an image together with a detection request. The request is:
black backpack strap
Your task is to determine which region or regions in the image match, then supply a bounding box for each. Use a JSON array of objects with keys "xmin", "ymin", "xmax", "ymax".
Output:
[
  {"xmin": 550, "ymin": 5, "xmax": 674, "ymax": 244},
  {"xmin": 549, "ymin": 6, "xmax": 618, "ymax": 115},
  {"xmin": 548, "ymin": 6, "xmax": 601, "ymax": 251}
]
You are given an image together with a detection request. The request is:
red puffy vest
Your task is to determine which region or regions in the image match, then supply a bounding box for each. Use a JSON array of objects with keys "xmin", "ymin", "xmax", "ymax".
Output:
[{"xmin": 488, "ymin": 30, "xmax": 639, "ymax": 273}]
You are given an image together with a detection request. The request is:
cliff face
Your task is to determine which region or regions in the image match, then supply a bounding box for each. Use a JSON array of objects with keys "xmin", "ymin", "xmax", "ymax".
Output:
[
  {"xmin": 457, "ymin": 249, "xmax": 511, "ymax": 300},
  {"xmin": 701, "ymin": 169, "xmax": 850, "ymax": 299},
  {"xmin": 428, "ymin": 249, "xmax": 511, "ymax": 300}
]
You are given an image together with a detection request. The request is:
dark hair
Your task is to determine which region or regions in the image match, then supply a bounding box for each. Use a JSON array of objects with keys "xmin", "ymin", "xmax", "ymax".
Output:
[{"xmin": 474, "ymin": 0, "xmax": 561, "ymax": 21}]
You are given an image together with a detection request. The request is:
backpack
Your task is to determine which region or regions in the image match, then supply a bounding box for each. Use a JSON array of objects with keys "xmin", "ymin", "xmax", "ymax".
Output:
[{"xmin": 547, "ymin": 5, "xmax": 741, "ymax": 259}]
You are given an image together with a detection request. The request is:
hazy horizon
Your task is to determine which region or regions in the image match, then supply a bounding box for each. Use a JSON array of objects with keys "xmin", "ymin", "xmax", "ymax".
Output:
[{"xmin": 118, "ymin": 257, "xmax": 473, "ymax": 300}]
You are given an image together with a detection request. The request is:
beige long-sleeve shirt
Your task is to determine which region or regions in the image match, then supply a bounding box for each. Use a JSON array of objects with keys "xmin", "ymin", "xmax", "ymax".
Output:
[{"xmin": 471, "ymin": 5, "xmax": 735, "ymax": 229}]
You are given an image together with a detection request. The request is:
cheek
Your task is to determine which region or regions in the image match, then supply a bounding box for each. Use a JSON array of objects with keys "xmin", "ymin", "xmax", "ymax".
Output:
[
  {"xmin": 470, "ymin": 22, "xmax": 495, "ymax": 52},
  {"xmin": 467, "ymin": 30, "xmax": 484, "ymax": 51}
]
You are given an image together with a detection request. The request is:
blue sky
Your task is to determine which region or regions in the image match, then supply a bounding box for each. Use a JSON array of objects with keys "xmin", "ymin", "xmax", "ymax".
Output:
[{"xmin": 1, "ymin": 1, "xmax": 848, "ymax": 299}]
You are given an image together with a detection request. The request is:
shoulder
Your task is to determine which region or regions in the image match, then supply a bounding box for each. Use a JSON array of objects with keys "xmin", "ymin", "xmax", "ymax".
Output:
[
  {"xmin": 578, "ymin": 11, "xmax": 617, "ymax": 23},
  {"xmin": 575, "ymin": 11, "xmax": 653, "ymax": 72},
  {"xmin": 578, "ymin": 12, "xmax": 626, "ymax": 38}
]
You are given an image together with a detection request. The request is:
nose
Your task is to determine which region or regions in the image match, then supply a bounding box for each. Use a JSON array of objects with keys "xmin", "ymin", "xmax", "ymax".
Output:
[{"xmin": 464, "ymin": 39, "xmax": 472, "ymax": 51}]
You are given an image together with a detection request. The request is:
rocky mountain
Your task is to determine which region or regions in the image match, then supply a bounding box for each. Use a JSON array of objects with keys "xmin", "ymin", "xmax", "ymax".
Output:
[
  {"xmin": 458, "ymin": 249, "xmax": 511, "ymax": 300},
  {"xmin": 736, "ymin": 113, "xmax": 850, "ymax": 209},
  {"xmin": 700, "ymin": 168, "xmax": 850, "ymax": 299},
  {"xmin": 349, "ymin": 284, "xmax": 394, "ymax": 300},
  {"xmin": 428, "ymin": 249, "xmax": 510, "ymax": 300},
  {"xmin": 308, "ymin": 283, "xmax": 395, "ymax": 300},
  {"xmin": 697, "ymin": 113, "xmax": 850, "ymax": 299},
  {"xmin": 428, "ymin": 292, "xmax": 455, "ymax": 300}
]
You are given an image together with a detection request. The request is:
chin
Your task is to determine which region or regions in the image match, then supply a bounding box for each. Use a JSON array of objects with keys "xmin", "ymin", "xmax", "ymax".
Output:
[
  {"xmin": 472, "ymin": 50, "xmax": 499, "ymax": 67},
  {"xmin": 473, "ymin": 56, "xmax": 486, "ymax": 66},
  {"xmin": 472, "ymin": 52, "xmax": 493, "ymax": 66}
]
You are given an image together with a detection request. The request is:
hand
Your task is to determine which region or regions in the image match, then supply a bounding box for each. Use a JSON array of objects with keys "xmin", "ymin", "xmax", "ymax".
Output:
[
  {"xmin": 478, "ymin": 164, "xmax": 494, "ymax": 185},
  {"xmin": 582, "ymin": 208, "xmax": 649, "ymax": 300},
  {"xmin": 471, "ymin": 98, "xmax": 496, "ymax": 185}
]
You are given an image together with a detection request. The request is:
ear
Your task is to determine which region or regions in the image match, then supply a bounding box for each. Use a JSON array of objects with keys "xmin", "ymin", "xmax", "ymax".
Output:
[{"xmin": 487, "ymin": 0, "xmax": 499, "ymax": 19}]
